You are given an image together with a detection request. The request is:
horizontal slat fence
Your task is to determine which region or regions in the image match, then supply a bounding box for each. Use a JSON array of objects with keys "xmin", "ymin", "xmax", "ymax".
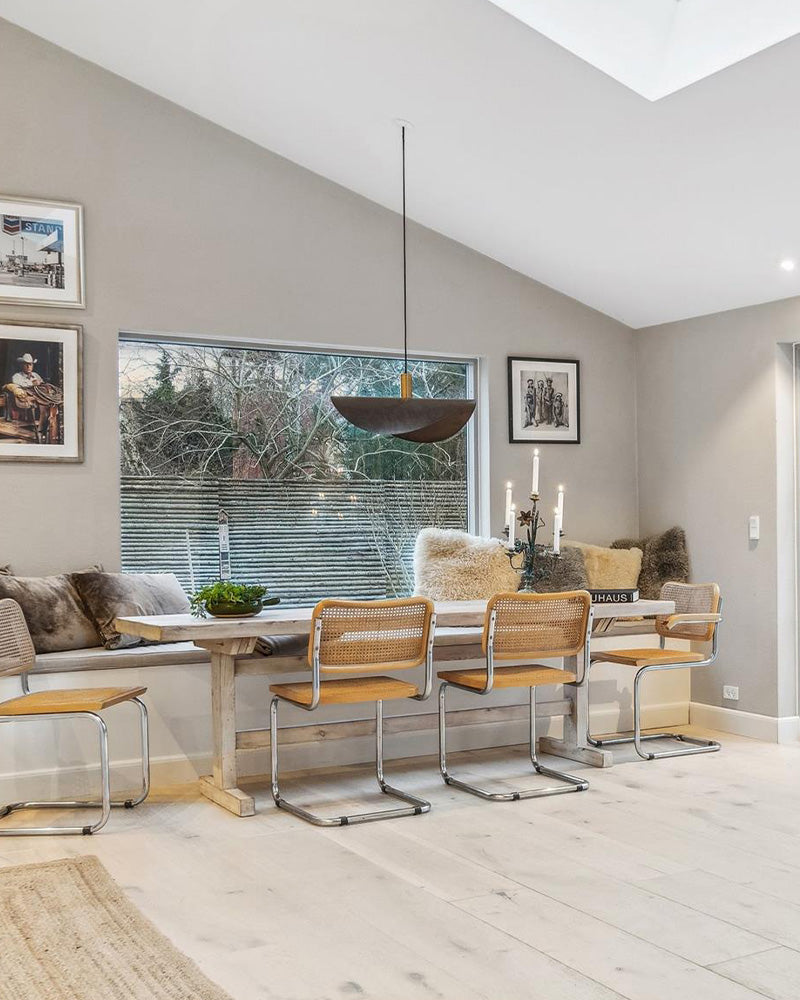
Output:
[{"xmin": 120, "ymin": 476, "xmax": 467, "ymax": 605}]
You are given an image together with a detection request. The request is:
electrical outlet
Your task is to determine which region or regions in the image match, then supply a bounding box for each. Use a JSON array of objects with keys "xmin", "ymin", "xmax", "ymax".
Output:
[{"xmin": 723, "ymin": 685, "xmax": 739, "ymax": 701}]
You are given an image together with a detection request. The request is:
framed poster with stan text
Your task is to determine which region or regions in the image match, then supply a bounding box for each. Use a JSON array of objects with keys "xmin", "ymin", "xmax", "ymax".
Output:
[
  {"xmin": 508, "ymin": 356, "xmax": 580, "ymax": 444},
  {"xmin": 0, "ymin": 322, "xmax": 83, "ymax": 462},
  {"xmin": 0, "ymin": 196, "xmax": 84, "ymax": 308}
]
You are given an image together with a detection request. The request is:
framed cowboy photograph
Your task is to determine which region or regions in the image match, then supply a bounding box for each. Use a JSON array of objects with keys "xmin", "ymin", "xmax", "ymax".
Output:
[
  {"xmin": 0, "ymin": 322, "xmax": 83, "ymax": 462},
  {"xmin": 0, "ymin": 195, "xmax": 85, "ymax": 308},
  {"xmin": 507, "ymin": 356, "xmax": 580, "ymax": 444}
]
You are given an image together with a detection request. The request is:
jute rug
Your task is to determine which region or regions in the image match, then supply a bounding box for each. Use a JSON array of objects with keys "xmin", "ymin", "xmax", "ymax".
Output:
[{"xmin": 0, "ymin": 855, "xmax": 232, "ymax": 1000}]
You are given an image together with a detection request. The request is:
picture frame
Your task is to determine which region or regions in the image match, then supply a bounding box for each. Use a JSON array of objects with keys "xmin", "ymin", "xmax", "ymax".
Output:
[
  {"xmin": 0, "ymin": 321, "xmax": 83, "ymax": 462},
  {"xmin": 507, "ymin": 356, "xmax": 580, "ymax": 444},
  {"xmin": 0, "ymin": 195, "xmax": 85, "ymax": 309}
]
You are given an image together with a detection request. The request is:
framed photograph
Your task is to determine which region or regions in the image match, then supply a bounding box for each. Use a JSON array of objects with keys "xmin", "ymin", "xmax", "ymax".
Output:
[
  {"xmin": 0, "ymin": 322, "xmax": 83, "ymax": 462},
  {"xmin": 508, "ymin": 356, "xmax": 580, "ymax": 444},
  {"xmin": 0, "ymin": 196, "xmax": 84, "ymax": 308}
]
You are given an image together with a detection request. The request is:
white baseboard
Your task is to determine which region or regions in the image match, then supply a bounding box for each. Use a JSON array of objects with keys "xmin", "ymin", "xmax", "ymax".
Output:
[
  {"xmin": 591, "ymin": 701, "xmax": 689, "ymax": 737},
  {"xmin": 689, "ymin": 702, "xmax": 800, "ymax": 744}
]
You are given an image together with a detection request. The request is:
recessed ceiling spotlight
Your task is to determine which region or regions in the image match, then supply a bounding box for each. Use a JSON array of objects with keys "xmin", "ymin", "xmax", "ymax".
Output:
[{"xmin": 780, "ymin": 259, "xmax": 796, "ymax": 272}]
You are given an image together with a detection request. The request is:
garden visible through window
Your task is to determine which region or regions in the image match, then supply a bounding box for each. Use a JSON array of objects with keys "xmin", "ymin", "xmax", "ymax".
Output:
[{"xmin": 118, "ymin": 339, "xmax": 473, "ymax": 604}]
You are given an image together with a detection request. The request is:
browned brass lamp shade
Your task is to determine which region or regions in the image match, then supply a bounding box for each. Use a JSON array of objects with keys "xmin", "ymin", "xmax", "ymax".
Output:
[
  {"xmin": 331, "ymin": 394, "xmax": 476, "ymax": 443},
  {"xmin": 331, "ymin": 125, "xmax": 475, "ymax": 444}
]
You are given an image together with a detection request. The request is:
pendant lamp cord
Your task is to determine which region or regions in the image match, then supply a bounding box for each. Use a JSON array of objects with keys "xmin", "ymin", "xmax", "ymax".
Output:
[{"xmin": 401, "ymin": 124, "xmax": 408, "ymax": 375}]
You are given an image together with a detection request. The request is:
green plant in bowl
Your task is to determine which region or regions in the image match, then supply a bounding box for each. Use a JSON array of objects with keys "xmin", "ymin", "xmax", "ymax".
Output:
[{"xmin": 189, "ymin": 581, "xmax": 278, "ymax": 618}]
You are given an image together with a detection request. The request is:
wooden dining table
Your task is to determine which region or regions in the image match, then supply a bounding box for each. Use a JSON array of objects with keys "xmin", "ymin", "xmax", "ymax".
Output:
[{"xmin": 115, "ymin": 597, "xmax": 674, "ymax": 817}]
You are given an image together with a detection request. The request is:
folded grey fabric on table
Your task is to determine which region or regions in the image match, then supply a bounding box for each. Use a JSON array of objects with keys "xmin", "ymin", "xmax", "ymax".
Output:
[{"xmin": 254, "ymin": 634, "xmax": 309, "ymax": 658}]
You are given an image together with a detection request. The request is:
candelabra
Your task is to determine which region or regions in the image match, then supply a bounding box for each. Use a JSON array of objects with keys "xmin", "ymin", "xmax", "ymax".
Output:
[{"xmin": 503, "ymin": 493, "xmax": 560, "ymax": 592}]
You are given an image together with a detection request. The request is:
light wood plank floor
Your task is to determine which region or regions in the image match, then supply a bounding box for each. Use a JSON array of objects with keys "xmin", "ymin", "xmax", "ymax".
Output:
[{"xmin": 1, "ymin": 727, "xmax": 799, "ymax": 1000}]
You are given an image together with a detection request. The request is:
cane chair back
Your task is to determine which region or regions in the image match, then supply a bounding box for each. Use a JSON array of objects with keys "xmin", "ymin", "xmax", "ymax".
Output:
[
  {"xmin": 656, "ymin": 582, "xmax": 720, "ymax": 642},
  {"xmin": 484, "ymin": 591, "xmax": 591, "ymax": 661},
  {"xmin": 309, "ymin": 598, "xmax": 435, "ymax": 674},
  {"xmin": 0, "ymin": 599, "xmax": 35, "ymax": 678}
]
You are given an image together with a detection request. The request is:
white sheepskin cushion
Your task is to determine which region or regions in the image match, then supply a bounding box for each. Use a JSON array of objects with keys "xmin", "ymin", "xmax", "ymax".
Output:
[
  {"xmin": 563, "ymin": 540, "xmax": 643, "ymax": 590},
  {"xmin": 413, "ymin": 528, "xmax": 519, "ymax": 601}
]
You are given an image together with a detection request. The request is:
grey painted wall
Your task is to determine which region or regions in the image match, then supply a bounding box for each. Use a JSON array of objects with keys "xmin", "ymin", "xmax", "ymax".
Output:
[
  {"xmin": 636, "ymin": 301, "xmax": 798, "ymax": 718},
  {"xmin": 3, "ymin": 19, "xmax": 797, "ymax": 729},
  {"xmin": 0, "ymin": 18, "xmax": 638, "ymax": 578}
]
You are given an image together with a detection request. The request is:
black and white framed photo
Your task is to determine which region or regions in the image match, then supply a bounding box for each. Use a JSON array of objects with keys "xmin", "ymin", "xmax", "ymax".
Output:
[
  {"xmin": 0, "ymin": 196, "xmax": 84, "ymax": 308},
  {"xmin": 508, "ymin": 356, "xmax": 580, "ymax": 444},
  {"xmin": 0, "ymin": 322, "xmax": 83, "ymax": 462}
]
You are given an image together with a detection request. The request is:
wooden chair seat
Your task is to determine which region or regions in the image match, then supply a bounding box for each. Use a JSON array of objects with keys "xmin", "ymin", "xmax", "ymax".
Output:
[
  {"xmin": 590, "ymin": 648, "xmax": 705, "ymax": 668},
  {"xmin": 270, "ymin": 676, "xmax": 419, "ymax": 707},
  {"xmin": 0, "ymin": 686, "xmax": 147, "ymax": 716},
  {"xmin": 437, "ymin": 664, "xmax": 577, "ymax": 691}
]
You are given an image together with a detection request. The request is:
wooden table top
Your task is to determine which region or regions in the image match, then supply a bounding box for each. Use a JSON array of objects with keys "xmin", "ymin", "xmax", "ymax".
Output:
[{"xmin": 115, "ymin": 599, "xmax": 674, "ymax": 643}]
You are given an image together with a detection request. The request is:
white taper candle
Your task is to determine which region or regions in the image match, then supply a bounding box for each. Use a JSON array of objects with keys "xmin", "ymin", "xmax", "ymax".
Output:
[
  {"xmin": 553, "ymin": 508, "xmax": 561, "ymax": 554},
  {"xmin": 508, "ymin": 504, "xmax": 516, "ymax": 547},
  {"xmin": 504, "ymin": 481, "xmax": 513, "ymax": 527},
  {"xmin": 531, "ymin": 449, "xmax": 540, "ymax": 495}
]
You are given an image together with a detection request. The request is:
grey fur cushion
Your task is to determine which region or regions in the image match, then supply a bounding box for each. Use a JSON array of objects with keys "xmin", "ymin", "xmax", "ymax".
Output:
[
  {"xmin": 72, "ymin": 572, "xmax": 190, "ymax": 649},
  {"xmin": 533, "ymin": 546, "xmax": 589, "ymax": 593},
  {"xmin": 0, "ymin": 575, "xmax": 101, "ymax": 653},
  {"xmin": 0, "ymin": 565, "xmax": 12, "ymax": 575},
  {"xmin": 611, "ymin": 526, "xmax": 689, "ymax": 599}
]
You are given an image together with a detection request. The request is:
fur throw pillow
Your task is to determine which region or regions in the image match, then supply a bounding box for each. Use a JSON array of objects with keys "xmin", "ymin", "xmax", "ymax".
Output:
[
  {"xmin": 611, "ymin": 527, "xmax": 690, "ymax": 599},
  {"xmin": 0, "ymin": 575, "xmax": 101, "ymax": 653},
  {"xmin": 414, "ymin": 528, "xmax": 519, "ymax": 601},
  {"xmin": 531, "ymin": 546, "xmax": 589, "ymax": 593},
  {"xmin": 72, "ymin": 571, "xmax": 190, "ymax": 649},
  {"xmin": 563, "ymin": 541, "xmax": 643, "ymax": 590}
]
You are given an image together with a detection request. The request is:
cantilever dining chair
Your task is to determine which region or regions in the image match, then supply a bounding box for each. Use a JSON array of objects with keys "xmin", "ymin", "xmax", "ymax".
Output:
[
  {"xmin": 438, "ymin": 590, "xmax": 592, "ymax": 801},
  {"xmin": 0, "ymin": 598, "xmax": 150, "ymax": 835},
  {"xmin": 269, "ymin": 596, "xmax": 436, "ymax": 826},
  {"xmin": 587, "ymin": 581, "xmax": 723, "ymax": 760}
]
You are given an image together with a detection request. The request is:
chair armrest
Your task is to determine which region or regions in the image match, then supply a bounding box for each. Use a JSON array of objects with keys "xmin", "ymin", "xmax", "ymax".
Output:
[{"xmin": 663, "ymin": 613, "xmax": 722, "ymax": 630}]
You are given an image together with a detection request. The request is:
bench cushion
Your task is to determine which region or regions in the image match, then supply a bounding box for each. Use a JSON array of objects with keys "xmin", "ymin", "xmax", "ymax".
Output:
[{"xmin": 33, "ymin": 641, "xmax": 209, "ymax": 674}]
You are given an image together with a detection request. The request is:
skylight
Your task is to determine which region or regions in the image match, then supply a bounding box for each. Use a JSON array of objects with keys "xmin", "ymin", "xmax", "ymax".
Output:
[{"xmin": 488, "ymin": 0, "xmax": 800, "ymax": 100}]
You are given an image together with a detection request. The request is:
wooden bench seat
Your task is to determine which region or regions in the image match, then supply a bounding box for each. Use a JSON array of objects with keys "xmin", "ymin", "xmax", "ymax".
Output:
[{"xmin": 30, "ymin": 627, "xmax": 487, "ymax": 677}]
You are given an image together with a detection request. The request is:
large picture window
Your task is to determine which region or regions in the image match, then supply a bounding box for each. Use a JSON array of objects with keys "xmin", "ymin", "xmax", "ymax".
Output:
[{"xmin": 119, "ymin": 338, "xmax": 475, "ymax": 604}]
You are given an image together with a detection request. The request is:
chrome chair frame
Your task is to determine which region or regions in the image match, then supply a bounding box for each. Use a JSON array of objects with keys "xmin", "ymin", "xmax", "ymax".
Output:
[
  {"xmin": 0, "ymin": 672, "xmax": 150, "ymax": 836},
  {"xmin": 270, "ymin": 609, "xmax": 436, "ymax": 826},
  {"xmin": 438, "ymin": 601, "xmax": 592, "ymax": 800},
  {"xmin": 586, "ymin": 598, "xmax": 723, "ymax": 761}
]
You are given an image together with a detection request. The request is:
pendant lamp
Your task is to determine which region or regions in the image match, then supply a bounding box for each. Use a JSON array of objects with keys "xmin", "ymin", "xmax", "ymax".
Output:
[{"xmin": 331, "ymin": 124, "xmax": 476, "ymax": 443}]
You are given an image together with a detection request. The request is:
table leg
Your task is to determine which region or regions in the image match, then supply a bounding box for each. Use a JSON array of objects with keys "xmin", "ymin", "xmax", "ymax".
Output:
[
  {"xmin": 539, "ymin": 653, "xmax": 614, "ymax": 768},
  {"xmin": 197, "ymin": 639, "xmax": 257, "ymax": 816}
]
